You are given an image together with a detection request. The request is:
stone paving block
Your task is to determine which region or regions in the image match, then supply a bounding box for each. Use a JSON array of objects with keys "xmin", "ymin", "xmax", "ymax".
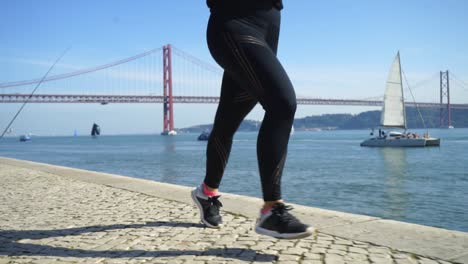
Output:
[
  {"xmin": 329, "ymin": 244, "xmax": 347, "ymax": 251},
  {"xmin": 370, "ymin": 258, "xmax": 396, "ymax": 264},
  {"xmin": 348, "ymin": 246, "xmax": 368, "ymax": 254},
  {"xmin": 439, "ymin": 261, "xmax": 456, "ymax": 264},
  {"xmin": 281, "ymin": 247, "xmax": 308, "ymax": 255},
  {"xmin": 368, "ymin": 246, "xmax": 393, "ymax": 255},
  {"xmin": 277, "ymin": 254, "xmax": 301, "ymax": 261},
  {"xmin": 303, "ymin": 252, "xmax": 323, "ymax": 260},
  {"xmin": 418, "ymin": 258, "xmax": 443, "ymax": 264},
  {"xmin": 314, "ymin": 243, "xmax": 330, "ymax": 249},
  {"xmin": 334, "ymin": 239, "xmax": 353, "ymax": 246},
  {"xmin": 311, "ymin": 247, "xmax": 328, "ymax": 254},
  {"xmin": 302, "ymin": 261, "xmax": 323, "ymax": 264},
  {"xmin": 347, "ymin": 260, "xmax": 370, "ymax": 264},
  {"xmin": 206, "ymin": 261, "xmax": 228, "ymax": 264},
  {"xmin": 324, "ymin": 254, "xmax": 346, "ymax": 264},
  {"xmin": 326, "ymin": 249, "xmax": 346, "ymax": 256},
  {"xmin": 237, "ymin": 251, "xmax": 256, "ymax": 262},
  {"xmin": 316, "ymin": 239, "xmax": 333, "ymax": 246},
  {"xmin": 253, "ymin": 253, "xmax": 277, "ymax": 262},
  {"xmin": 395, "ymin": 258, "xmax": 419, "ymax": 264},
  {"xmin": 369, "ymin": 254, "xmax": 393, "ymax": 261}
]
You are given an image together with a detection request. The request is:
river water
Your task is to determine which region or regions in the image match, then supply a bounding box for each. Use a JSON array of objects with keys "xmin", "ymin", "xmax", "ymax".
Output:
[{"xmin": 1, "ymin": 129, "xmax": 467, "ymax": 232}]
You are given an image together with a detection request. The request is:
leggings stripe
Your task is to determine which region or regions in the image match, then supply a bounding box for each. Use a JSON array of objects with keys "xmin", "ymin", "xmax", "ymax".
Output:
[{"xmin": 223, "ymin": 32, "xmax": 264, "ymax": 96}]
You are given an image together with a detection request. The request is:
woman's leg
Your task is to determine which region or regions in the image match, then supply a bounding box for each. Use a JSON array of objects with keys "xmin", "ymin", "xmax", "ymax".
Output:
[
  {"xmin": 191, "ymin": 70, "xmax": 257, "ymax": 229},
  {"xmin": 216, "ymin": 21, "xmax": 296, "ymax": 203},
  {"xmin": 203, "ymin": 73, "xmax": 258, "ymax": 189}
]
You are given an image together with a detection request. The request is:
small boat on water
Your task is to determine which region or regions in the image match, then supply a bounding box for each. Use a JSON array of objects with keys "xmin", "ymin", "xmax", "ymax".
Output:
[
  {"xmin": 19, "ymin": 134, "xmax": 31, "ymax": 142},
  {"xmin": 360, "ymin": 52, "xmax": 440, "ymax": 147},
  {"xmin": 161, "ymin": 130, "xmax": 177, "ymax": 136},
  {"xmin": 91, "ymin": 123, "xmax": 101, "ymax": 137},
  {"xmin": 198, "ymin": 130, "xmax": 211, "ymax": 141}
]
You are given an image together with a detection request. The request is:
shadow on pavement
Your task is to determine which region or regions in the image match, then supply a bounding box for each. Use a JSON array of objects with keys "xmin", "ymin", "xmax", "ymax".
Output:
[{"xmin": 0, "ymin": 221, "xmax": 277, "ymax": 262}]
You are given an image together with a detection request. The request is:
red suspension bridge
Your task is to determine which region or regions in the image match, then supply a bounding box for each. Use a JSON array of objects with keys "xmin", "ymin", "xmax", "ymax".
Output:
[{"xmin": 1, "ymin": 44, "xmax": 467, "ymax": 134}]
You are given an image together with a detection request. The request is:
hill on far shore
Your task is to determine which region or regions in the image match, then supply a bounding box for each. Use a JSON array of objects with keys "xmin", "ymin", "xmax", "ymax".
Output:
[{"xmin": 178, "ymin": 108, "xmax": 468, "ymax": 133}]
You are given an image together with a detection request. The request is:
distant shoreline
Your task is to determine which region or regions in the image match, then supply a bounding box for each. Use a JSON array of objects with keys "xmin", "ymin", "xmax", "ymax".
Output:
[
  {"xmin": 178, "ymin": 108, "xmax": 468, "ymax": 133},
  {"xmin": 4, "ymin": 108, "xmax": 466, "ymax": 137},
  {"xmin": 2, "ymin": 127, "xmax": 463, "ymax": 138}
]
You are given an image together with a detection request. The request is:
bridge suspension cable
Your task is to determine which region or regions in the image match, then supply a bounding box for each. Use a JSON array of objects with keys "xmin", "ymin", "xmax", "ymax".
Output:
[
  {"xmin": 450, "ymin": 72, "xmax": 468, "ymax": 91},
  {"xmin": 0, "ymin": 47, "xmax": 163, "ymax": 89},
  {"xmin": 172, "ymin": 47, "xmax": 222, "ymax": 74}
]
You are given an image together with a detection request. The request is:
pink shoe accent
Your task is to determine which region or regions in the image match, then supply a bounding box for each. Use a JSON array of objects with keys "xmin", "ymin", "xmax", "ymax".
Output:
[
  {"xmin": 202, "ymin": 183, "xmax": 219, "ymax": 197},
  {"xmin": 261, "ymin": 207, "xmax": 272, "ymax": 215}
]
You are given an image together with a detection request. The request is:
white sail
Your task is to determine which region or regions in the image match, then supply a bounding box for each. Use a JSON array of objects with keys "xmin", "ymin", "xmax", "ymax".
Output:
[{"xmin": 380, "ymin": 52, "xmax": 406, "ymax": 129}]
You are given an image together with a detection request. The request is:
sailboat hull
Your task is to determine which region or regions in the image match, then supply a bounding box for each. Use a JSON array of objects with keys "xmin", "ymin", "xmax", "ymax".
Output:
[
  {"xmin": 361, "ymin": 137, "xmax": 440, "ymax": 147},
  {"xmin": 425, "ymin": 138, "xmax": 440, "ymax": 146}
]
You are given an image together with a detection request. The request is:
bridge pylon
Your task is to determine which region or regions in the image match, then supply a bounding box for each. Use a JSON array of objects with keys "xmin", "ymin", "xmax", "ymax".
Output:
[
  {"xmin": 439, "ymin": 70, "xmax": 452, "ymax": 128},
  {"xmin": 161, "ymin": 44, "xmax": 175, "ymax": 135}
]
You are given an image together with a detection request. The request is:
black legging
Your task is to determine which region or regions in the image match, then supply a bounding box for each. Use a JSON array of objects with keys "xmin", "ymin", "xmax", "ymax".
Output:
[{"xmin": 203, "ymin": 1, "xmax": 295, "ymax": 202}]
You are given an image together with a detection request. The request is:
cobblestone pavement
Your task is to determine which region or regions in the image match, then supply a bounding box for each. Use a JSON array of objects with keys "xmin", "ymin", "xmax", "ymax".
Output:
[{"xmin": 0, "ymin": 164, "xmax": 457, "ymax": 264}]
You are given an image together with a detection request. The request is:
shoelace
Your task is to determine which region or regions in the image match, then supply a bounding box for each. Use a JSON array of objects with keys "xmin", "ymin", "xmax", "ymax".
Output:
[
  {"xmin": 272, "ymin": 204, "xmax": 300, "ymax": 224},
  {"xmin": 207, "ymin": 196, "xmax": 223, "ymax": 215}
]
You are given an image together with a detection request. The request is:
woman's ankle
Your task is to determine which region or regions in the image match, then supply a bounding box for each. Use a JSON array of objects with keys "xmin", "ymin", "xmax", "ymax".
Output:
[
  {"xmin": 202, "ymin": 182, "xmax": 219, "ymax": 197},
  {"xmin": 261, "ymin": 200, "xmax": 284, "ymax": 214}
]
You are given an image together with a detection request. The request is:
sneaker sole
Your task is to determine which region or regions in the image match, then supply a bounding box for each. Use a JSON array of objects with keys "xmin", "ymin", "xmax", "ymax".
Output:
[
  {"xmin": 191, "ymin": 188, "xmax": 222, "ymax": 229},
  {"xmin": 255, "ymin": 226, "xmax": 315, "ymax": 239}
]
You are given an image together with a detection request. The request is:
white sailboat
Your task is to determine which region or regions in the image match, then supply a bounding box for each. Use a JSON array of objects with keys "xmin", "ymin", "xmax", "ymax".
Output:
[{"xmin": 360, "ymin": 52, "xmax": 440, "ymax": 147}]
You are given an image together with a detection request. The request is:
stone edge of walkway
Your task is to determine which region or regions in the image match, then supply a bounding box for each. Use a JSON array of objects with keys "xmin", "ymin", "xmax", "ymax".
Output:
[{"xmin": 1, "ymin": 156, "xmax": 467, "ymax": 264}]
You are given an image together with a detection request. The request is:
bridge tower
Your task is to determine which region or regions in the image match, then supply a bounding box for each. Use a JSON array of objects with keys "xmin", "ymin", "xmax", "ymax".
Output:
[
  {"xmin": 439, "ymin": 70, "xmax": 451, "ymax": 128},
  {"xmin": 161, "ymin": 44, "xmax": 175, "ymax": 135}
]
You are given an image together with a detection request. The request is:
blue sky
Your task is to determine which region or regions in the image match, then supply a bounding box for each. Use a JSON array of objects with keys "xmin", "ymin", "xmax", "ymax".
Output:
[{"xmin": 1, "ymin": 0, "xmax": 467, "ymax": 135}]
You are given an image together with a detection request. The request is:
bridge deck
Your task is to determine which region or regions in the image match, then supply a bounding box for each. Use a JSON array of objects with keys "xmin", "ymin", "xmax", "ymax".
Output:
[{"xmin": 1, "ymin": 93, "xmax": 467, "ymax": 108}]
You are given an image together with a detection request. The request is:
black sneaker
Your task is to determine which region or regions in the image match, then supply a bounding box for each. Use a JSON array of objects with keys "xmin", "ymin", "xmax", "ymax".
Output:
[
  {"xmin": 191, "ymin": 185, "xmax": 223, "ymax": 228},
  {"xmin": 255, "ymin": 203, "xmax": 314, "ymax": 239}
]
